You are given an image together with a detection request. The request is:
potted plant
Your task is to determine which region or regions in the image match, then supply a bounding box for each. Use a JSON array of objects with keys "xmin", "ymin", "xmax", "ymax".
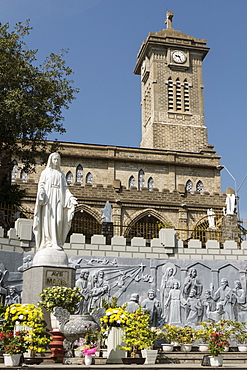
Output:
[
  {"xmin": 121, "ymin": 307, "xmax": 162, "ymax": 364},
  {"xmin": 194, "ymin": 324, "xmax": 211, "ymax": 352},
  {"xmin": 141, "ymin": 326, "xmax": 164, "ymax": 364},
  {"xmin": 227, "ymin": 320, "xmax": 247, "ymax": 351},
  {"xmin": 207, "ymin": 332, "xmax": 229, "ymax": 367},
  {"xmin": 39, "ymin": 285, "xmax": 81, "ymax": 313},
  {"xmin": 4, "ymin": 303, "xmax": 51, "ymax": 363},
  {"xmin": 39, "ymin": 286, "xmax": 81, "ymax": 330},
  {"xmin": 175, "ymin": 326, "xmax": 195, "ymax": 352},
  {"xmin": 100, "ymin": 306, "xmax": 128, "ymax": 363},
  {"xmin": 0, "ymin": 330, "xmax": 28, "ymax": 366},
  {"xmin": 162, "ymin": 324, "xmax": 182, "ymax": 351},
  {"xmin": 76, "ymin": 328, "xmax": 101, "ymax": 365}
]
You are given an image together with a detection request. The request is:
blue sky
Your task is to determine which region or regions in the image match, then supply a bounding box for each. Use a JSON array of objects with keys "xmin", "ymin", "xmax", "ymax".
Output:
[{"xmin": 2, "ymin": 0, "xmax": 247, "ymax": 221}]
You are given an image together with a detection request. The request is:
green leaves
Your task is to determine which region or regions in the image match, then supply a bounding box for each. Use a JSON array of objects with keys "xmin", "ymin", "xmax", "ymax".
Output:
[
  {"xmin": 39, "ymin": 286, "xmax": 81, "ymax": 314},
  {"xmin": 0, "ymin": 20, "xmax": 79, "ymax": 186}
]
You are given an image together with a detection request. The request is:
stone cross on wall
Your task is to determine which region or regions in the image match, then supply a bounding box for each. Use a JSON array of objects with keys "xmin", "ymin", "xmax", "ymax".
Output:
[{"xmin": 165, "ymin": 11, "xmax": 174, "ymax": 29}]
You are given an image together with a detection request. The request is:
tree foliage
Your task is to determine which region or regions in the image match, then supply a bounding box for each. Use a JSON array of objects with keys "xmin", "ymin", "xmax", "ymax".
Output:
[{"xmin": 0, "ymin": 20, "xmax": 79, "ymax": 186}]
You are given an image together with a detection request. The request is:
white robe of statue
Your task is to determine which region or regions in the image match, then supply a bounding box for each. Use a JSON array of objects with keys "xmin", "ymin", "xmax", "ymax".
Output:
[
  {"xmin": 33, "ymin": 153, "xmax": 77, "ymax": 250},
  {"xmin": 225, "ymin": 193, "xmax": 235, "ymax": 215}
]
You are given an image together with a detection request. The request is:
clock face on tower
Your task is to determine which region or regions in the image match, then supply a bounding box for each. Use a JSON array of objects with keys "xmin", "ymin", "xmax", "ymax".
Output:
[{"xmin": 172, "ymin": 50, "xmax": 186, "ymax": 64}]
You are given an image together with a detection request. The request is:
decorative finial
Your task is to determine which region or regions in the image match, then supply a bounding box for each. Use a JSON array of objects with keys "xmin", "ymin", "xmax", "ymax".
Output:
[{"xmin": 165, "ymin": 11, "xmax": 174, "ymax": 29}]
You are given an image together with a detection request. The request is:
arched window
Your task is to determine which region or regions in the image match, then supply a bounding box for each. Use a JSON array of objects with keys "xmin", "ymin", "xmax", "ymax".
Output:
[
  {"xmin": 86, "ymin": 172, "xmax": 93, "ymax": 184},
  {"xmin": 11, "ymin": 160, "xmax": 18, "ymax": 182},
  {"xmin": 20, "ymin": 169, "xmax": 28, "ymax": 183},
  {"xmin": 66, "ymin": 171, "xmax": 73, "ymax": 186},
  {"xmin": 183, "ymin": 79, "xmax": 190, "ymax": 112},
  {"xmin": 76, "ymin": 165, "xmax": 83, "ymax": 183},
  {"xmin": 167, "ymin": 77, "xmax": 174, "ymax": 110},
  {"xmin": 176, "ymin": 78, "xmax": 182, "ymax": 111},
  {"xmin": 148, "ymin": 177, "xmax": 154, "ymax": 191},
  {"xmin": 129, "ymin": 176, "xmax": 135, "ymax": 188},
  {"xmin": 138, "ymin": 169, "xmax": 145, "ymax": 190},
  {"xmin": 185, "ymin": 179, "xmax": 193, "ymax": 193},
  {"xmin": 196, "ymin": 180, "xmax": 204, "ymax": 194}
]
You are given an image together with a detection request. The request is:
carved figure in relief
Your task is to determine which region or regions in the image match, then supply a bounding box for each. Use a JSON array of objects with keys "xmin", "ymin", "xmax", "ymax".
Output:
[
  {"xmin": 33, "ymin": 152, "xmax": 77, "ymax": 251},
  {"xmin": 141, "ymin": 289, "xmax": 162, "ymax": 327},
  {"xmin": 183, "ymin": 268, "xmax": 203, "ymax": 299},
  {"xmin": 160, "ymin": 263, "xmax": 176, "ymax": 320},
  {"xmin": 5, "ymin": 286, "xmax": 21, "ymax": 306},
  {"xmin": 232, "ymin": 280, "xmax": 247, "ymax": 322},
  {"xmin": 125, "ymin": 293, "xmax": 140, "ymax": 313},
  {"xmin": 207, "ymin": 302, "xmax": 226, "ymax": 322},
  {"xmin": 18, "ymin": 255, "xmax": 33, "ymax": 272},
  {"xmin": 0, "ymin": 266, "xmax": 7, "ymax": 305},
  {"xmin": 164, "ymin": 280, "xmax": 184, "ymax": 326},
  {"xmin": 185, "ymin": 288, "xmax": 203, "ymax": 327},
  {"xmin": 75, "ymin": 270, "xmax": 91, "ymax": 314},
  {"xmin": 211, "ymin": 278, "xmax": 234, "ymax": 320},
  {"xmin": 90, "ymin": 270, "xmax": 109, "ymax": 309},
  {"xmin": 202, "ymin": 289, "xmax": 216, "ymax": 321}
]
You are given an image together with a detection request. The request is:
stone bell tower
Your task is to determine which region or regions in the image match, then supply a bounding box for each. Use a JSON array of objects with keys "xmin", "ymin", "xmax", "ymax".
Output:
[{"xmin": 134, "ymin": 11, "xmax": 210, "ymax": 153}]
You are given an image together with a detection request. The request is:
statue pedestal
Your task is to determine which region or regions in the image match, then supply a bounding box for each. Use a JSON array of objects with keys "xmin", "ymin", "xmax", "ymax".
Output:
[
  {"xmin": 102, "ymin": 222, "xmax": 113, "ymax": 245},
  {"xmin": 221, "ymin": 214, "xmax": 238, "ymax": 242},
  {"xmin": 32, "ymin": 248, "xmax": 68, "ymax": 267},
  {"xmin": 22, "ymin": 265, "xmax": 75, "ymax": 306},
  {"xmin": 49, "ymin": 330, "xmax": 65, "ymax": 363},
  {"xmin": 22, "ymin": 264, "xmax": 75, "ymax": 330}
]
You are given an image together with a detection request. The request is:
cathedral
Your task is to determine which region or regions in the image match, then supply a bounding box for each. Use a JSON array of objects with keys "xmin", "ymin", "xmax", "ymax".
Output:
[{"xmin": 13, "ymin": 12, "xmax": 225, "ymax": 244}]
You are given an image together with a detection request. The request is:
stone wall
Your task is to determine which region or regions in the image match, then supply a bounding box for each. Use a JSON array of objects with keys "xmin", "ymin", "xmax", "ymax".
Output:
[
  {"xmin": 1, "ymin": 221, "xmax": 246, "ymax": 262},
  {"xmin": 1, "ymin": 223, "xmax": 247, "ymax": 326}
]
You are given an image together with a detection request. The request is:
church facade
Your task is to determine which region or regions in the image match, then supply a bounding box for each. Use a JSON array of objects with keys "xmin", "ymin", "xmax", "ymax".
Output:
[{"xmin": 14, "ymin": 12, "xmax": 225, "ymax": 243}]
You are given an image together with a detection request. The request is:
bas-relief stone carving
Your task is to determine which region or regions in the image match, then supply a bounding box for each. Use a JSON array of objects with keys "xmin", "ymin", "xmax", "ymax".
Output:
[
  {"xmin": 17, "ymin": 255, "xmax": 33, "ymax": 272},
  {"xmin": 125, "ymin": 293, "xmax": 140, "ymax": 313},
  {"xmin": 141, "ymin": 289, "xmax": 162, "ymax": 327},
  {"xmin": 74, "ymin": 258, "xmax": 153, "ymax": 314},
  {"xmin": 69, "ymin": 257, "xmax": 247, "ymax": 326},
  {"xmin": 33, "ymin": 153, "xmax": 77, "ymax": 251},
  {"xmin": 164, "ymin": 280, "xmax": 184, "ymax": 326},
  {"xmin": 0, "ymin": 263, "xmax": 7, "ymax": 305},
  {"xmin": 5, "ymin": 286, "xmax": 21, "ymax": 306}
]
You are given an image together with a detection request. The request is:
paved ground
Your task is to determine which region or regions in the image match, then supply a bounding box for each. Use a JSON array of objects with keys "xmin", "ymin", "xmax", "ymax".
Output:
[{"xmin": 0, "ymin": 363, "xmax": 247, "ymax": 369}]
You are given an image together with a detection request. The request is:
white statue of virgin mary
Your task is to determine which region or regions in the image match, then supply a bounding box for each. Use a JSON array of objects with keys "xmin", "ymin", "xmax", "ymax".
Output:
[{"xmin": 33, "ymin": 152, "xmax": 77, "ymax": 251}]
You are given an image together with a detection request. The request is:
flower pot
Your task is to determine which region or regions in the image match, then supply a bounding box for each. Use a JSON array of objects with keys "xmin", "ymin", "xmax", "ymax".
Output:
[
  {"xmin": 3, "ymin": 353, "xmax": 22, "ymax": 367},
  {"xmin": 238, "ymin": 344, "xmax": 247, "ymax": 352},
  {"xmin": 224, "ymin": 345, "xmax": 229, "ymax": 352},
  {"xmin": 122, "ymin": 357, "xmax": 145, "ymax": 365},
  {"xmin": 106, "ymin": 327, "xmax": 125, "ymax": 364},
  {"xmin": 198, "ymin": 344, "xmax": 209, "ymax": 352},
  {"xmin": 162, "ymin": 343, "xmax": 174, "ymax": 352},
  {"xmin": 23, "ymin": 357, "xmax": 43, "ymax": 365},
  {"xmin": 101, "ymin": 349, "xmax": 108, "ymax": 357},
  {"xmin": 141, "ymin": 349, "xmax": 157, "ymax": 364},
  {"xmin": 209, "ymin": 355, "xmax": 223, "ymax": 367},
  {"xmin": 84, "ymin": 354, "xmax": 92, "ymax": 365},
  {"xmin": 181, "ymin": 344, "xmax": 192, "ymax": 352}
]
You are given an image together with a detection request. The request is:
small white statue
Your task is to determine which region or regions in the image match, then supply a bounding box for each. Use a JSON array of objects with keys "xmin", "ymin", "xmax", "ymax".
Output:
[
  {"xmin": 225, "ymin": 193, "xmax": 235, "ymax": 215},
  {"xmin": 101, "ymin": 201, "xmax": 112, "ymax": 223},
  {"xmin": 33, "ymin": 152, "xmax": 77, "ymax": 250},
  {"xmin": 207, "ymin": 208, "xmax": 215, "ymax": 229}
]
